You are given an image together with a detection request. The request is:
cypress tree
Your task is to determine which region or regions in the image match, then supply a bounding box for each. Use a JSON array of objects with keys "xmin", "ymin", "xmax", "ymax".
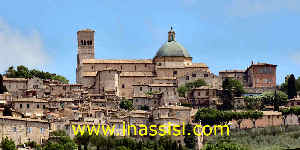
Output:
[
  {"xmin": 288, "ymin": 74, "xmax": 297, "ymax": 99},
  {"xmin": 0, "ymin": 74, "xmax": 5, "ymax": 94}
]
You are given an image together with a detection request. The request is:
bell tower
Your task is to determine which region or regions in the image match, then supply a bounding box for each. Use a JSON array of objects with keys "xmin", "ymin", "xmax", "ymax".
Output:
[
  {"xmin": 76, "ymin": 29, "xmax": 95, "ymax": 84},
  {"xmin": 77, "ymin": 29, "xmax": 95, "ymax": 64}
]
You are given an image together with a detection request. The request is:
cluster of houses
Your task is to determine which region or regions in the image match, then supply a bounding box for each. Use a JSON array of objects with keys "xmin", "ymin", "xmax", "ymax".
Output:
[{"xmin": 0, "ymin": 28, "xmax": 299, "ymax": 148}]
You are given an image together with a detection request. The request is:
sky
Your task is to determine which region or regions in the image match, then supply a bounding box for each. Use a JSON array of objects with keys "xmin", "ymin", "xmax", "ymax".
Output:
[{"xmin": 0, "ymin": 0, "xmax": 300, "ymax": 84}]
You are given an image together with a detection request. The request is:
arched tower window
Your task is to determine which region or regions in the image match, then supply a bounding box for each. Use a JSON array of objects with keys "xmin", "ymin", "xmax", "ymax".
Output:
[
  {"xmin": 84, "ymin": 40, "xmax": 86, "ymax": 45},
  {"xmin": 80, "ymin": 40, "xmax": 83, "ymax": 45}
]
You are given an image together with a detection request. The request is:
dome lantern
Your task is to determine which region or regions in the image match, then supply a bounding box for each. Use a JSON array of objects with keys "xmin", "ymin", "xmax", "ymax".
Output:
[{"xmin": 168, "ymin": 26, "xmax": 175, "ymax": 42}]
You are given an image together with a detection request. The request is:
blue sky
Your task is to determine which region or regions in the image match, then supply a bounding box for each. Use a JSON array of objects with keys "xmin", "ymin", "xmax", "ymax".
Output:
[{"xmin": 0, "ymin": 0, "xmax": 300, "ymax": 84}]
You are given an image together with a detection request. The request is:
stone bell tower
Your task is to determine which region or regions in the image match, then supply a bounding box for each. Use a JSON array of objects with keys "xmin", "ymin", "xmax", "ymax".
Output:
[
  {"xmin": 77, "ymin": 29, "xmax": 95, "ymax": 64},
  {"xmin": 76, "ymin": 29, "xmax": 95, "ymax": 84}
]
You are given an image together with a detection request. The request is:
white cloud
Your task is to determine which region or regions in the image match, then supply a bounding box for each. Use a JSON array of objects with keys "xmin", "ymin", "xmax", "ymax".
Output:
[
  {"xmin": 227, "ymin": 0, "xmax": 300, "ymax": 17},
  {"xmin": 0, "ymin": 18, "xmax": 50, "ymax": 73}
]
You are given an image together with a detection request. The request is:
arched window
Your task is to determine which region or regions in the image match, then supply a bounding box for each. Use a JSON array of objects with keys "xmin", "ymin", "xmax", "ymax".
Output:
[
  {"xmin": 84, "ymin": 40, "xmax": 86, "ymax": 45},
  {"xmin": 80, "ymin": 40, "xmax": 83, "ymax": 45}
]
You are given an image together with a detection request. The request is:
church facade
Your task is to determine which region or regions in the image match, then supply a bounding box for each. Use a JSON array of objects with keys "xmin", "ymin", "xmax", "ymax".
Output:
[{"xmin": 76, "ymin": 28, "xmax": 221, "ymax": 104}]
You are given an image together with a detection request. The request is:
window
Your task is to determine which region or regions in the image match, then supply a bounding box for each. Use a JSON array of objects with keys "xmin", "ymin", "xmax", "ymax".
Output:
[
  {"xmin": 144, "ymin": 64, "xmax": 147, "ymax": 67},
  {"xmin": 204, "ymin": 74, "xmax": 209, "ymax": 77},
  {"xmin": 63, "ymin": 86, "xmax": 66, "ymax": 90},
  {"xmin": 150, "ymin": 88, "xmax": 152, "ymax": 92},
  {"xmin": 121, "ymin": 66, "xmax": 123, "ymax": 70},
  {"xmin": 33, "ymin": 85, "xmax": 38, "ymax": 89},
  {"xmin": 27, "ymin": 127, "xmax": 32, "ymax": 133},
  {"xmin": 40, "ymin": 128, "xmax": 44, "ymax": 134},
  {"xmin": 198, "ymin": 92, "xmax": 201, "ymax": 96},
  {"xmin": 13, "ymin": 127, "xmax": 17, "ymax": 132},
  {"xmin": 186, "ymin": 76, "xmax": 189, "ymax": 80},
  {"xmin": 20, "ymin": 104, "xmax": 22, "ymax": 108},
  {"xmin": 84, "ymin": 40, "xmax": 86, "ymax": 45},
  {"xmin": 37, "ymin": 104, "xmax": 39, "ymax": 109},
  {"xmin": 80, "ymin": 40, "xmax": 83, "ymax": 45},
  {"xmin": 43, "ymin": 105, "xmax": 46, "ymax": 109},
  {"xmin": 122, "ymin": 84, "xmax": 125, "ymax": 88},
  {"xmin": 173, "ymin": 71, "xmax": 177, "ymax": 75},
  {"xmin": 90, "ymin": 40, "xmax": 93, "ymax": 45},
  {"xmin": 192, "ymin": 74, "xmax": 196, "ymax": 77},
  {"xmin": 27, "ymin": 104, "xmax": 30, "ymax": 109},
  {"xmin": 134, "ymin": 65, "xmax": 137, "ymax": 71},
  {"xmin": 140, "ymin": 87, "xmax": 143, "ymax": 91},
  {"xmin": 206, "ymin": 91, "xmax": 209, "ymax": 96}
]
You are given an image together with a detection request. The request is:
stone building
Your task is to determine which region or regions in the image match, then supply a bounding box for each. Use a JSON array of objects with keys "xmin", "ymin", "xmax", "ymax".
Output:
[
  {"xmin": 3, "ymin": 77, "xmax": 27, "ymax": 97},
  {"xmin": 76, "ymin": 27, "xmax": 220, "ymax": 102},
  {"xmin": 219, "ymin": 62, "xmax": 277, "ymax": 89},
  {"xmin": 0, "ymin": 116, "xmax": 49, "ymax": 145},
  {"xmin": 185, "ymin": 86, "xmax": 222, "ymax": 108},
  {"xmin": 12, "ymin": 97, "xmax": 48, "ymax": 118}
]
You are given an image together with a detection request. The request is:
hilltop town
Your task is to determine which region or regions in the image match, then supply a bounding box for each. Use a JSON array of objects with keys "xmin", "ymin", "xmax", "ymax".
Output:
[{"xmin": 0, "ymin": 28, "xmax": 300, "ymax": 150}]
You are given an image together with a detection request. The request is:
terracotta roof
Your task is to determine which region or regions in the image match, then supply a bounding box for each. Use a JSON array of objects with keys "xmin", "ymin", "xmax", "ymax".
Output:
[
  {"xmin": 153, "ymin": 77, "xmax": 176, "ymax": 80},
  {"xmin": 13, "ymin": 97, "xmax": 48, "ymax": 103},
  {"xmin": 156, "ymin": 63, "xmax": 208, "ymax": 69},
  {"xmin": 77, "ymin": 29, "xmax": 95, "ymax": 32},
  {"xmin": 149, "ymin": 83, "xmax": 176, "ymax": 87},
  {"xmin": 0, "ymin": 116, "xmax": 49, "ymax": 123},
  {"xmin": 82, "ymin": 59, "xmax": 153, "ymax": 64},
  {"xmin": 120, "ymin": 72, "xmax": 154, "ymax": 77},
  {"xmin": 186, "ymin": 63, "xmax": 208, "ymax": 68},
  {"xmin": 158, "ymin": 105, "xmax": 192, "ymax": 110},
  {"xmin": 219, "ymin": 70, "xmax": 245, "ymax": 73}
]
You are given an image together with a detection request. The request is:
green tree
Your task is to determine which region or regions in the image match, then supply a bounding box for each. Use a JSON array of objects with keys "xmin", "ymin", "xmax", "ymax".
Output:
[
  {"xmin": 45, "ymin": 130, "xmax": 76, "ymax": 150},
  {"xmin": 0, "ymin": 74, "xmax": 8, "ymax": 94},
  {"xmin": 244, "ymin": 96, "xmax": 263, "ymax": 110},
  {"xmin": 74, "ymin": 132, "xmax": 90, "ymax": 150},
  {"xmin": 43, "ymin": 142, "xmax": 64, "ymax": 150},
  {"xmin": 203, "ymin": 141, "xmax": 248, "ymax": 150},
  {"xmin": 288, "ymin": 74, "xmax": 297, "ymax": 99},
  {"xmin": 177, "ymin": 85, "xmax": 188, "ymax": 97},
  {"xmin": 115, "ymin": 146, "xmax": 130, "ymax": 150},
  {"xmin": 4, "ymin": 65, "xmax": 69, "ymax": 84},
  {"xmin": 232, "ymin": 112, "xmax": 248, "ymax": 130},
  {"xmin": 120, "ymin": 99, "xmax": 133, "ymax": 111},
  {"xmin": 280, "ymin": 108, "xmax": 292, "ymax": 130},
  {"xmin": 221, "ymin": 78, "xmax": 245, "ymax": 110},
  {"xmin": 290, "ymin": 107, "xmax": 300, "ymax": 125},
  {"xmin": 1, "ymin": 137, "xmax": 16, "ymax": 150},
  {"xmin": 184, "ymin": 124, "xmax": 196, "ymax": 149},
  {"xmin": 177, "ymin": 79, "xmax": 206, "ymax": 97},
  {"xmin": 261, "ymin": 90, "xmax": 288, "ymax": 111},
  {"xmin": 90, "ymin": 135, "xmax": 106, "ymax": 150},
  {"xmin": 249, "ymin": 111, "xmax": 263, "ymax": 128},
  {"xmin": 158, "ymin": 136, "xmax": 173, "ymax": 150}
]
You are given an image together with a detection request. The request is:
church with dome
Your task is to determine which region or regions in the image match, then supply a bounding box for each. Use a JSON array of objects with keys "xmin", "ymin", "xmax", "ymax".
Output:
[{"xmin": 76, "ymin": 27, "xmax": 222, "ymax": 107}]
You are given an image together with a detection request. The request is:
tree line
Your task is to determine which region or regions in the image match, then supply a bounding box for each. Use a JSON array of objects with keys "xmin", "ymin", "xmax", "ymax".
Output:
[{"xmin": 4, "ymin": 65, "xmax": 69, "ymax": 84}]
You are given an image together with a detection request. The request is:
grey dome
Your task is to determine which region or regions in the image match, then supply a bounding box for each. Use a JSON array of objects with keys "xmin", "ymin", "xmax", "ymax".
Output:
[{"xmin": 155, "ymin": 41, "xmax": 191, "ymax": 58}]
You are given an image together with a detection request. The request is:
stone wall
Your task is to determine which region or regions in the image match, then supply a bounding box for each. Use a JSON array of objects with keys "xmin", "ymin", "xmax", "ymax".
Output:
[{"xmin": 0, "ymin": 117, "xmax": 49, "ymax": 145}]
